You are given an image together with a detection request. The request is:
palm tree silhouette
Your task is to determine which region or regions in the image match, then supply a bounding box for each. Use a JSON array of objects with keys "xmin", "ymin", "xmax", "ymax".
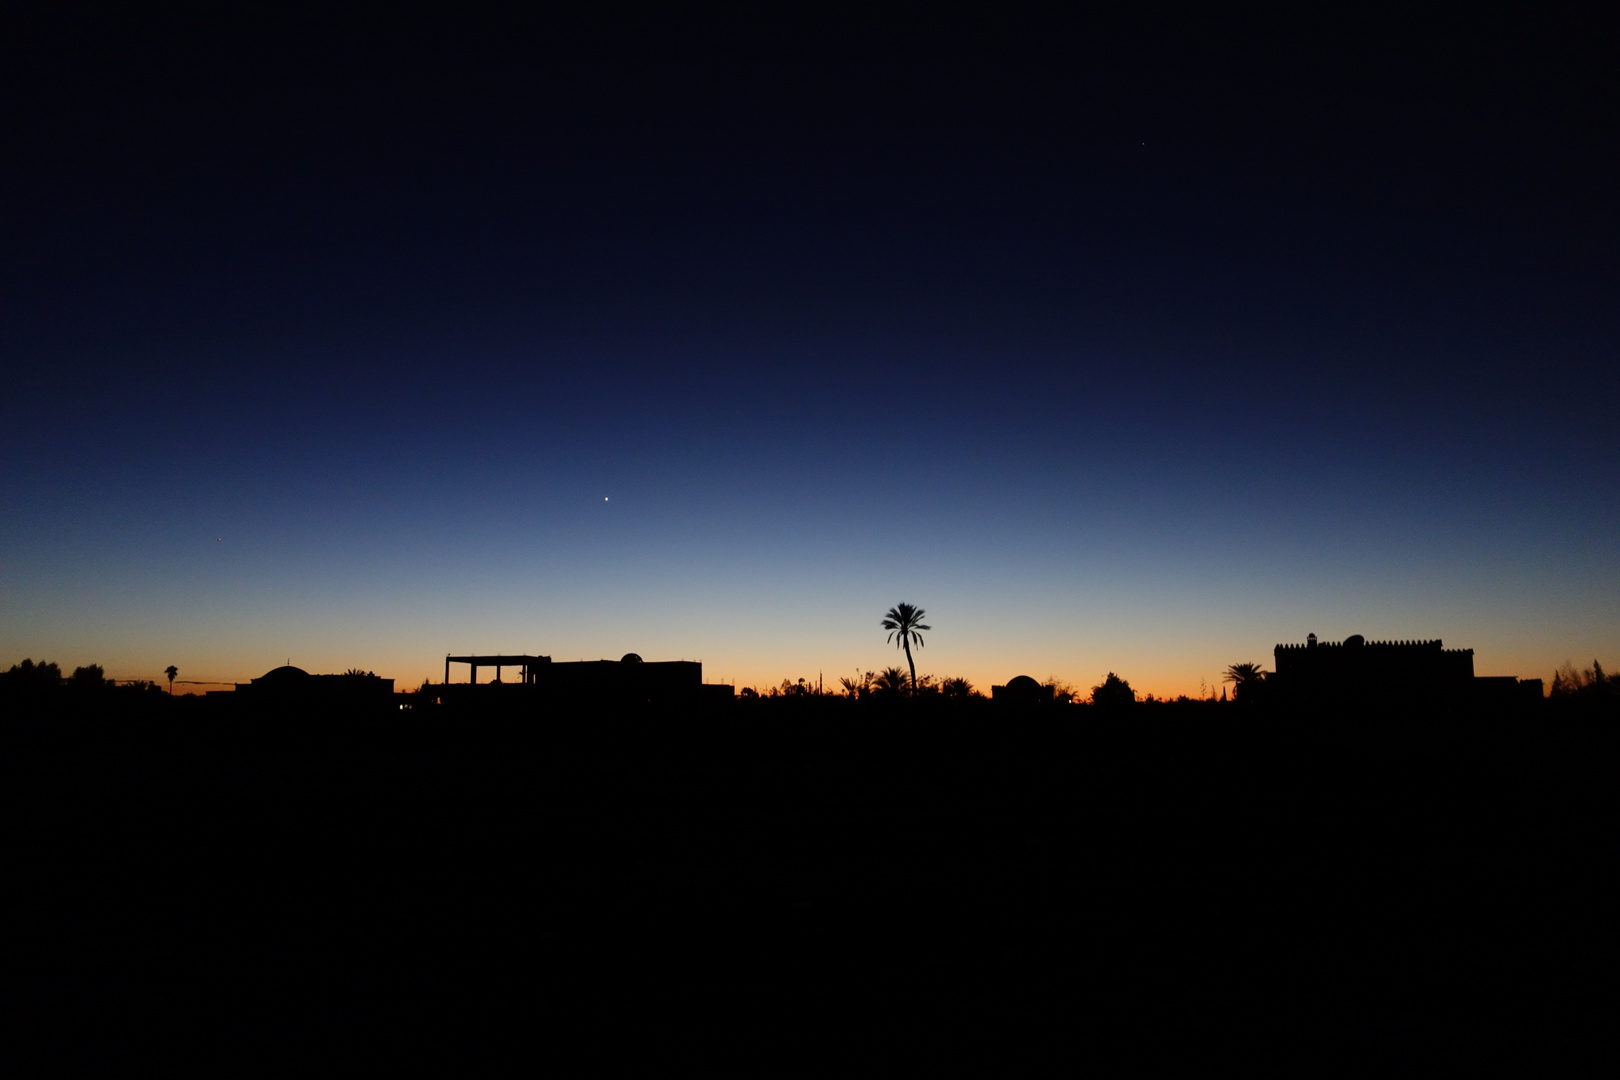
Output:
[
  {"xmin": 1223, "ymin": 662, "xmax": 1266, "ymax": 702},
  {"xmin": 164, "ymin": 665, "xmax": 178, "ymax": 696},
  {"xmin": 881, "ymin": 602, "xmax": 930, "ymax": 696},
  {"xmin": 873, "ymin": 666, "xmax": 910, "ymax": 697}
]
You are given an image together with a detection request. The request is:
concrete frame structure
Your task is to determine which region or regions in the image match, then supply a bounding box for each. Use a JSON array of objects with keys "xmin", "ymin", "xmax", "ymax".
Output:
[
  {"xmin": 437, "ymin": 651, "xmax": 729, "ymax": 712},
  {"xmin": 445, "ymin": 654, "xmax": 549, "ymax": 686}
]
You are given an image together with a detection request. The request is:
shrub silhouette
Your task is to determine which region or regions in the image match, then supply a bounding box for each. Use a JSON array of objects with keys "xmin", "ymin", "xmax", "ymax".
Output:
[
  {"xmin": 1090, "ymin": 672, "xmax": 1136, "ymax": 709},
  {"xmin": 1223, "ymin": 662, "xmax": 1267, "ymax": 703},
  {"xmin": 71, "ymin": 664, "xmax": 106, "ymax": 690},
  {"xmin": 1550, "ymin": 659, "xmax": 1618, "ymax": 715},
  {"xmin": 873, "ymin": 667, "xmax": 910, "ymax": 698},
  {"xmin": 839, "ymin": 671, "xmax": 875, "ymax": 699}
]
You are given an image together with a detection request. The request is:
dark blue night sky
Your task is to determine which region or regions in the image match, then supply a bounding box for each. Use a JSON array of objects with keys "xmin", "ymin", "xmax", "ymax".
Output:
[{"xmin": 3, "ymin": 7, "xmax": 1615, "ymax": 692}]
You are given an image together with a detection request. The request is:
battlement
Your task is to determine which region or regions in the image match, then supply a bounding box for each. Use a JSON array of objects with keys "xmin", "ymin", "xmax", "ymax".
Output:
[
  {"xmin": 1265, "ymin": 631, "xmax": 1535, "ymax": 712},
  {"xmin": 1275, "ymin": 638, "xmax": 1453, "ymax": 651},
  {"xmin": 1275, "ymin": 637, "xmax": 1473, "ymax": 654},
  {"xmin": 1272, "ymin": 631, "xmax": 1477, "ymax": 703}
]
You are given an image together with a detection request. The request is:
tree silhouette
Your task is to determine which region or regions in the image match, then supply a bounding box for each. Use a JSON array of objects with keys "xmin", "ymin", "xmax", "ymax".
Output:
[
  {"xmin": 1044, "ymin": 676, "xmax": 1079, "ymax": 705},
  {"xmin": 1090, "ymin": 672, "xmax": 1136, "ymax": 708},
  {"xmin": 164, "ymin": 665, "xmax": 178, "ymax": 695},
  {"xmin": 839, "ymin": 670, "xmax": 876, "ymax": 700},
  {"xmin": 1551, "ymin": 659, "xmax": 1618, "ymax": 712},
  {"xmin": 881, "ymin": 602, "xmax": 930, "ymax": 695},
  {"xmin": 1, "ymin": 659, "xmax": 63, "ymax": 703},
  {"xmin": 873, "ymin": 666, "xmax": 910, "ymax": 697},
  {"xmin": 1223, "ymin": 662, "xmax": 1267, "ymax": 702}
]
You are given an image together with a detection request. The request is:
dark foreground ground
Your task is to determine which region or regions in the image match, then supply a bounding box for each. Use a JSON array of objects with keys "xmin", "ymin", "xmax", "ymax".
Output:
[{"xmin": 4, "ymin": 709, "xmax": 1617, "ymax": 1074}]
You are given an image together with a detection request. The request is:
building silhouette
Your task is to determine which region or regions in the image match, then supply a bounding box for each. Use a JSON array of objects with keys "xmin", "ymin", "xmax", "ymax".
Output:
[
  {"xmin": 436, "ymin": 652, "xmax": 732, "ymax": 712},
  {"xmin": 991, "ymin": 675, "xmax": 1054, "ymax": 706},
  {"xmin": 216, "ymin": 665, "xmax": 395, "ymax": 714},
  {"xmin": 1272, "ymin": 633, "xmax": 1540, "ymax": 710}
]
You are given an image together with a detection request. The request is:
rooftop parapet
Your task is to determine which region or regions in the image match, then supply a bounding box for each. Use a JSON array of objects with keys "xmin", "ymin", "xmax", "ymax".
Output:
[{"xmin": 1275, "ymin": 638, "xmax": 1464, "ymax": 651}]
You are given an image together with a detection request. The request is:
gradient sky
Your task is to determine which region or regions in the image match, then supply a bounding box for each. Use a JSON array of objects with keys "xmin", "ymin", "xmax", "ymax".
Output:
[{"xmin": 3, "ymin": 8, "xmax": 1616, "ymax": 696}]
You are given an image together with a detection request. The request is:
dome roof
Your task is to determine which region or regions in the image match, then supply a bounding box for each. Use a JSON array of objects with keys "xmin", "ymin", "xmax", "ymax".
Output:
[
  {"xmin": 259, "ymin": 665, "xmax": 311, "ymax": 681},
  {"xmin": 620, "ymin": 653, "xmax": 643, "ymax": 664},
  {"xmin": 1004, "ymin": 675, "xmax": 1041, "ymax": 691}
]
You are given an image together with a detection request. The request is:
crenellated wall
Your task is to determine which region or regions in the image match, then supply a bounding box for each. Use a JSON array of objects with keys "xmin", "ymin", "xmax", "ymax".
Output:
[{"xmin": 1272, "ymin": 634, "xmax": 1476, "ymax": 707}]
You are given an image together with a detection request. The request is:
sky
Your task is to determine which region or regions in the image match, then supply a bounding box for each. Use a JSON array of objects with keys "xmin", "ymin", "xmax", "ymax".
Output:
[{"xmin": 2, "ymin": 7, "xmax": 1616, "ymax": 696}]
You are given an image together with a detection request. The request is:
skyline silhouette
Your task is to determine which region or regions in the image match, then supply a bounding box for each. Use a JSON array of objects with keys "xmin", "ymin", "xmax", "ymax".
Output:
[
  {"xmin": 2, "ymin": 10, "xmax": 1614, "ymax": 698},
  {"xmin": 7, "ymin": 621, "xmax": 1591, "ymax": 714}
]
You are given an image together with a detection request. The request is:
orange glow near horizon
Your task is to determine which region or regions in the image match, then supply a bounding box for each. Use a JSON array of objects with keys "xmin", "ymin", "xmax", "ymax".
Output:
[{"xmin": 99, "ymin": 635, "xmax": 1580, "ymax": 705}]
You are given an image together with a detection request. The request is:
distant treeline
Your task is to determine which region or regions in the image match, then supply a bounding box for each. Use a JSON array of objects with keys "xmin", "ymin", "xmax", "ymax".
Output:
[
  {"xmin": 741, "ymin": 668, "xmax": 1140, "ymax": 705},
  {"xmin": 735, "ymin": 663, "xmax": 1620, "ymax": 713},
  {"xmin": 1, "ymin": 659, "xmax": 169, "ymax": 714},
  {"xmin": 1549, "ymin": 659, "xmax": 1617, "ymax": 704},
  {"xmin": 7, "ymin": 656, "xmax": 1618, "ymax": 721}
]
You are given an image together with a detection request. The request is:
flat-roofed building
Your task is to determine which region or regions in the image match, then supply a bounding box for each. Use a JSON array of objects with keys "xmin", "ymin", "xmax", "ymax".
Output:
[
  {"xmin": 437, "ymin": 652, "xmax": 730, "ymax": 712},
  {"xmin": 214, "ymin": 664, "xmax": 396, "ymax": 714}
]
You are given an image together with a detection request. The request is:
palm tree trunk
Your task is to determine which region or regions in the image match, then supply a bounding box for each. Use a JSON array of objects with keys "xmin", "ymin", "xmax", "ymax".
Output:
[{"xmin": 904, "ymin": 638, "xmax": 916, "ymax": 696}]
